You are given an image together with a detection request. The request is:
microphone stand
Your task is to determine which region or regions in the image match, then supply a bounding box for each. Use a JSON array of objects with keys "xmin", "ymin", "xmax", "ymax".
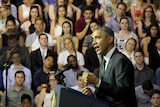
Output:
[{"xmin": 3, "ymin": 61, "xmax": 11, "ymax": 107}]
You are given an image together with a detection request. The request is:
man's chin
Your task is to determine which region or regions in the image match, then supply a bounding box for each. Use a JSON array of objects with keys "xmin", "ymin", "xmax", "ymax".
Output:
[{"xmin": 95, "ymin": 50, "xmax": 102, "ymax": 55}]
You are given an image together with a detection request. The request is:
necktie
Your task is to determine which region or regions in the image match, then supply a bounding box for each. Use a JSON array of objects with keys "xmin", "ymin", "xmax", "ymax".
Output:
[
  {"xmin": 99, "ymin": 59, "xmax": 106, "ymax": 78},
  {"xmin": 103, "ymin": 59, "xmax": 106, "ymax": 71},
  {"xmin": 52, "ymin": 92, "xmax": 57, "ymax": 107},
  {"xmin": 97, "ymin": 54, "xmax": 102, "ymax": 64}
]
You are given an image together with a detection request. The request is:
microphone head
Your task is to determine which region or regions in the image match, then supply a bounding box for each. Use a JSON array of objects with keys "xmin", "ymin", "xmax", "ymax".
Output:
[{"xmin": 63, "ymin": 63, "xmax": 73, "ymax": 70}]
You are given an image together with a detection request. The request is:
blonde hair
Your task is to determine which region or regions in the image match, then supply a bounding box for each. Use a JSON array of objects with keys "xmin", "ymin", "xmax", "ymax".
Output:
[
  {"xmin": 0, "ymin": 5, "xmax": 10, "ymax": 19},
  {"xmin": 30, "ymin": 0, "xmax": 35, "ymax": 4}
]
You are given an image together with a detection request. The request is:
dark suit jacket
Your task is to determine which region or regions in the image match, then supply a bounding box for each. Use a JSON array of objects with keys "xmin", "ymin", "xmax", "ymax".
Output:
[
  {"xmin": 84, "ymin": 47, "xmax": 100, "ymax": 72},
  {"xmin": 149, "ymin": 49, "xmax": 160, "ymax": 72},
  {"xmin": 31, "ymin": 48, "xmax": 57, "ymax": 73},
  {"xmin": 96, "ymin": 49, "xmax": 137, "ymax": 107}
]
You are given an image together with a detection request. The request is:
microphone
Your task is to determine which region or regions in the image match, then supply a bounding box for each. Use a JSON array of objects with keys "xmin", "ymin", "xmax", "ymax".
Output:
[
  {"xmin": 3, "ymin": 47, "xmax": 12, "ymax": 68},
  {"xmin": 54, "ymin": 63, "xmax": 73, "ymax": 82},
  {"xmin": 3, "ymin": 60, "xmax": 12, "ymax": 68}
]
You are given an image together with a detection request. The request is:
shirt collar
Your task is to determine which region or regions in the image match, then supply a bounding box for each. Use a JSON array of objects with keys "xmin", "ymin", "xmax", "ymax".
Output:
[
  {"xmin": 11, "ymin": 85, "xmax": 25, "ymax": 91},
  {"xmin": 104, "ymin": 47, "xmax": 116, "ymax": 60},
  {"xmin": 157, "ymin": 49, "xmax": 160, "ymax": 55},
  {"xmin": 40, "ymin": 47, "xmax": 48, "ymax": 52},
  {"xmin": 10, "ymin": 64, "xmax": 24, "ymax": 70}
]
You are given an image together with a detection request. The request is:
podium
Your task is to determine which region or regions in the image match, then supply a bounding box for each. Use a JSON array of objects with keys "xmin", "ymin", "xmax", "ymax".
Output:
[{"xmin": 54, "ymin": 85, "xmax": 109, "ymax": 107}]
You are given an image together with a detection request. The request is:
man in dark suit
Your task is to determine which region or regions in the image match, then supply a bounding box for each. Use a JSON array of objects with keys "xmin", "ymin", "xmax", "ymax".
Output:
[
  {"xmin": 31, "ymin": 33, "xmax": 57, "ymax": 73},
  {"xmin": 87, "ymin": 26, "xmax": 137, "ymax": 107}
]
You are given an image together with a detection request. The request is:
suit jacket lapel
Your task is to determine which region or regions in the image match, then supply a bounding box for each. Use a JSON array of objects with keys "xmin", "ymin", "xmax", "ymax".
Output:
[
  {"xmin": 37, "ymin": 49, "xmax": 43, "ymax": 64},
  {"xmin": 102, "ymin": 49, "xmax": 118, "ymax": 80}
]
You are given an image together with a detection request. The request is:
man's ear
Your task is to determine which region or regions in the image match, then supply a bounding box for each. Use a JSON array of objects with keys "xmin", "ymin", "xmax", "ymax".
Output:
[{"xmin": 107, "ymin": 36, "xmax": 114, "ymax": 44}]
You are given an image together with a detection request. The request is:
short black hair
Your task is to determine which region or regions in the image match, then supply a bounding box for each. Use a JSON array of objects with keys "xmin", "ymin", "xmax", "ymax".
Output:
[
  {"xmin": 38, "ymin": 33, "xmax": 48, "ymax": 40},
  {"xmin": 90, "ymin": 19, "xmax": 99, "ymax": 25},
  {"xmin": 142, "ymin": 80, "xmax": 153, "ymax": 90},
  {"xmin": 82, "ymin": 5, "xmax": 94, "ymax": 14},
  {"xmin": 44, "ymin": 54, "xmax": 54, "ymax": 60},
  {"xmin": 134, "ymin": 50, "xmax": 144, "ymax": 56},
  {"xmin": 117, "ymin": 2, "xmax": 127, "ymax": 11},
  {"xmin": 6, "ymin": 15, "xmax": 16, "ymax": 25},
  {"xmin": 149, "ymin": 89, "xmax": 160, "ymax": 99},
  {"xmin": 21, "ymin": 94, "xmax": 31, "ymax": 102},
  {"xmin": 67, "ymin": 55, "xmax": 77, "ymax": 63},
  {"xmin": 15, "ymin": 70, "xmax": 25, "ymax": 78}
]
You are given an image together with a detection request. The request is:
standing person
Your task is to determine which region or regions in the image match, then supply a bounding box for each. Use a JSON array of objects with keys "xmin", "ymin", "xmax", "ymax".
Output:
[
  {"xmin": 86, "ymin": 26, "xmax": 137, "ymax": 107},
  {"xmin": 1, "ymin": 71, "xmax": 34, "ymax": 107}
]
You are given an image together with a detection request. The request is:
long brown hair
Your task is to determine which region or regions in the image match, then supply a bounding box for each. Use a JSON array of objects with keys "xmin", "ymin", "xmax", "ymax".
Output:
[
  {"xmin": 54, "ymin": 5, "xmax": 67, "ymax": 26},
  {"xmin": 142, "ymin": 5, "xmax": 156, "ymax": 23}
]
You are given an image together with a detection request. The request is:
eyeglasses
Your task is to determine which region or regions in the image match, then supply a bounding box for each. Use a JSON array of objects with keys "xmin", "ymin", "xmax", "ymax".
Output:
[{"xmin": 145, "ymin": 11, "xmax": 152, "ymax": 13}]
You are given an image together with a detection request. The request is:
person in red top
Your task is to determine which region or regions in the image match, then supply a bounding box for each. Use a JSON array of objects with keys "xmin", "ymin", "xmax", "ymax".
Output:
[{"xmin": 75, "ymin": 6, "xmax": 94, "ymax": 52}]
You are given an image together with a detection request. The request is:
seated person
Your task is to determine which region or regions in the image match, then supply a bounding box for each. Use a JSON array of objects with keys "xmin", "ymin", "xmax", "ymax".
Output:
[
  {"xmin": 0, "ymin": 35, "xmax": 30, "ymax": 69},
  {"xmin": 63, "ymin": 55, "xmax": 88, "ymax": 87},
  {"xmin": 25, "ymin": 17, "xmax": 54, "ymax": 53},
  {"xmin": 149, "ymin": 89, "xmax": 160, "ymax": 107},
  {"xmin": 1, "ymin": 71, "xmax": 34, "ymax": 107},
  {"xmin": 71, "ymin": 71, "xmax": 95, "ymax": 95},
  {"xmin": 37, "ymin": 72, "xmax": 58, "ymax": 107},
  {"xmin": 134, "ymin": 50, "xmax": 155, "ymax": 87},
  {"xmin": 58, "ymin": 38, "xmax": 84, "ymax": 70},
  {"xmin": 21, "ymin": 94, "xmax": 32, "ymax": 107},
  {"xmin": 0, "ymin": 16, "xmax": 25, "ymax": 49},
  {"xmin": 3, "ymin": 51, "xmax": 32, "ymax": 89},
  {"xmin": 82, "ymin": 19, "xmax": 100, "ymax": 55},
  {"xmin": 135, "ymin": 80, "xmax": 160, "ymax": 107},
  {"xmin": 31, "ymin": 33, "xmax": 57, "ymax": 73},
  {"xmin": 33, "ymin": 55, "xmax": 56, "ymax": 94}
]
